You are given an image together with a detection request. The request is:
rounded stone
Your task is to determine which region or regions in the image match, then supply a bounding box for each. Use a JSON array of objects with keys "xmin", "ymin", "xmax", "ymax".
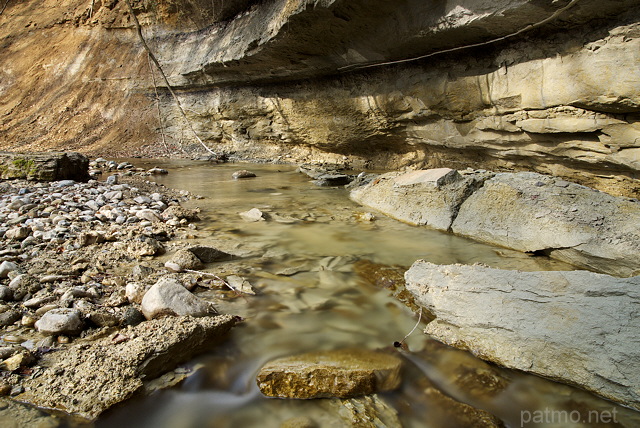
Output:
[{"xmin": 34, "ymin": 308, "xmax": 84, "ymax": 336}]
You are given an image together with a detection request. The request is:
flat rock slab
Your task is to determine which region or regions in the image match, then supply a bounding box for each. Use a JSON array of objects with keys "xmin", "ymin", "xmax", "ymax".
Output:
[
  {"xmin": 0, "ymin": 152, "xmax": 89, "ymax": 182},
  {"xmin": 257, "ymin": 348, "xmax": 402, "ymax": 399},
  {"xmin": 350, "ymin": 169, "xmax": 491, "ymax": 231},
  {"xmin": 405, "ymin": 261, "xmax": 640, "ymax": 410},
  {"xmin": 352, "ymin": 169, "xmax": 640, "ymax": 276},
  {"xmin": 451, "ymin": 172, "xmax": 640, "ymax": 277},
  {"xmin": 19, "ymin": 315, "xmax": 238, "ymax": 420}
]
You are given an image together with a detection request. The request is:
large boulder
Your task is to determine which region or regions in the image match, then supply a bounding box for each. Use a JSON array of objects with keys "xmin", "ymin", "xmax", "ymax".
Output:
[
  {"xmin": 257, "ymin": 348, "xmax": 403, "ymax": 399},
  {"xmin": 141, "ymin": 278, "xmax": 216, "ymax": 319},
  {"xmin": 351, "ymin": 170, "xmax": 640, "ymax": 277},
  {"xmin": 451, "ymin": 172, "xmax": 640, "ymax": 277},
  {"xmin": 404, "ymin": 261, "xmax": 640, "ymax": 410},
  {"xmin": 0, "ymin": 152, "xmax": 89, "ymax": 182},
  {"xmin": 350, "ymin": 169, "xmax": 491, "ymax": 231},
  {"xmin": 20, "ymin": 315, "xmax": 238, "ymax": 419}
]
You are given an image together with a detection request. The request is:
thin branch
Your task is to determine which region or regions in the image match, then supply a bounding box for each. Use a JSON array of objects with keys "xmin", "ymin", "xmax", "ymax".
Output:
[
  {"xmin": 339, "ymin": 0, "xmax": 582, "ymax": 73},
  {"xmin": 147, "ymin": 53, "xmax": 170, "ymax": 154},
  {"xmin": 0, "ymin": 0, "xmax": 11, "ymax": 16},
  {"xmin": 394, "ymin": 307, "xmax": 423, "ymax": 349},
  {"xmin": 123, "ymin": 0, "xmax": 216, "ymax": 155}
]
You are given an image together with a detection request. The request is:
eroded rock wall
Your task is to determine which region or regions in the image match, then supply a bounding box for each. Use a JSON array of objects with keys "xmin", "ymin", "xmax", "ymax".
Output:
[{"xmin": 1, "ymin": 0, "xmax": 639, "ymax": 195}]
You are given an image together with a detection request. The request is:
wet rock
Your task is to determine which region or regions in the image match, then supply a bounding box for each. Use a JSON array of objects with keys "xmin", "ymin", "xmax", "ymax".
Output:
[
  {"xmin": 257, "ymin": 348, "xmax": 402, "ymax": 399},
  {"xmin": 20, "ymin": 315, "xmax": 238, "ymax": 420},
  {"xmin": 167, "ymin": 249, "xmax": 203, "ymax": 271},
  {"xmin": 141, "ymin": 278, "xmax": 217, "ymax": 320},
  {"xmin": 321, "ymin": 395, "xmax": 402, "ymax": 428},
  {"xmin": 34, "ymin": 308, "xmax": 84, "ymax": 336},
  {"xmin": 232, "ymin": 170, "xmax": 257, "ymax": 179},
  {"xmin": 405, "ymin": 261, "xmax": 640, "ymax": 410},
  {"xmin": 240, "ymin": 208, "xmax": 266, "ymax": 222},
  {"xmin": 422, "ymin": 386, "xmax": 503, "ymax": 427},
  {"xmin": 0, "ymin": 310, "xmax": 21, "ymax": 327},
  {"xmin": 0, "ymin": 152, "xmax": 89, "ymax": 182},
  {"xmin": 121, "ymin": 307, "xmax": 145, "ymax": 326},
  {"xmin": 106, "ymin": 175, "xmax": 118, "ymax": 185},
  {"xmin": 148, "ymin": 167, "xmax": 168, "ymax": 175},
  {"xmin": 0, "ymin": 261, "xmax": 18, "ymax": 278},
  {"xmin": 226, "ymin": 275, "xmax": 256, "ymax": 295},
  {"xmin": 188, "ymin": 246, "xmax": 233, "ymax": 263}
]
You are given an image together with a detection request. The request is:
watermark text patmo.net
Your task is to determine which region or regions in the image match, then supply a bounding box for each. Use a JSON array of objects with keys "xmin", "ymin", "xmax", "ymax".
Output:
[{"xmin": 520, "ymin": 407, "xmax": 618, "ymax": 426}]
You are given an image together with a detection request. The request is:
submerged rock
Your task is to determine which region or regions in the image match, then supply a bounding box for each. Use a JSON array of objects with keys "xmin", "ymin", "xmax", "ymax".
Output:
[
  {"xmin": 404, "ymin": 261, "xmax": 640, "ymax": 410},
  {"xmin": 20, "ymin": 315, "xmax": 238, "ymax": 420},
  {"xmin": 188, "ymin": 245, "xmax": 233, "ymax": 263},
  {"xmin": 232, "ymin": 170, "xmax": 256, "ymax": 179},
  {"xmin": 240, "ymin": 208, "xmax": 266, "ymax": 222},
  {"xmin": 257, "ymin": 348, "xmax": 402, "ymax": 399},
  {"xmin": 141, "ymin": 278, "xmax": 217, "ymax": 320}
]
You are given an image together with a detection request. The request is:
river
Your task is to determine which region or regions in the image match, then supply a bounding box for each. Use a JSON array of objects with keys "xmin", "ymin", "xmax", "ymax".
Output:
[{"xmin": 91, "ymin": 160, "xmax": 638, "ymax": 428}]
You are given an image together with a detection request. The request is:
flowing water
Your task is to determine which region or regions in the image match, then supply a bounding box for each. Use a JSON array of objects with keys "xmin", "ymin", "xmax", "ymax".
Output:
[{"xmin": 85, "ymin": 160, "xmax": 638, "ymax": 428}]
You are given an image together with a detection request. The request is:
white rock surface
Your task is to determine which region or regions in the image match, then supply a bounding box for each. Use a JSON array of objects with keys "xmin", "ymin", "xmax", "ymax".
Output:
[
  {"xmin": 141, "ymin": 278, "xmax": 216, "ymax": 320},
  {"xmin": 405, "ymin": 261, "xmax": 640, "ymax": 410},
  {"xmin": 350, "ymin": 169, "xmax": 490, "ymax": 231},
  {"xmin": 34, "ymin": 308, "xmax": 84, "ymax": 336},
  {"xmin": 451, "ymin": 172, "xmax": 640, "ymax": 277}
]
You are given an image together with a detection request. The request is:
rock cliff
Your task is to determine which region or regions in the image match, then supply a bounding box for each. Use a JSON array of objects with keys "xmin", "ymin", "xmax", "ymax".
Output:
[{"xmin": 1, "ymin": 0, "xmax": 639, "ymax": 195}]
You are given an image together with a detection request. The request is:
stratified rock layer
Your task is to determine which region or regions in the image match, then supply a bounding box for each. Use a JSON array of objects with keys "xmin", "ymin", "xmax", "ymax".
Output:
[
  {"xmin": 19, "ymin": 315, "xmax": 238, "ymax": 419},
  {"xmin": 257, "ymin": 348, "xmax": 403, "ymax": 399},
  {"xmin": 404, "ymin": 261, "xmax": 640, "ymax": 410},
  {"xmin": 1, "ymin": 1, "xmax": 639, "ymax": 196}
]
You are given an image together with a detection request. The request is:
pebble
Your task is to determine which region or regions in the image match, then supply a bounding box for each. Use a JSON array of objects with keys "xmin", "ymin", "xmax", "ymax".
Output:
[{"xmin": 0, "ymin": 261, "xmax": 18, "ymax": 278}]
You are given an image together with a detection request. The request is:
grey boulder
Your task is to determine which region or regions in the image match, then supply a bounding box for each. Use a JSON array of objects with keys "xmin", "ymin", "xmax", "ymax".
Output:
[
  {"xmin": 405, "ymin": 261, "xmax": 640, "ymax": 410},
  {"xmin": 141, "ymin": 278, "xmax": 216, "ymax": 320}
]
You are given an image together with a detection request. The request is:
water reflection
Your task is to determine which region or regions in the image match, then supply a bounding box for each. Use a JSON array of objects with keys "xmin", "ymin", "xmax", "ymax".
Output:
[{"xmin": 95, "ymin": 161, "xmax": 638, "ymax": 428}]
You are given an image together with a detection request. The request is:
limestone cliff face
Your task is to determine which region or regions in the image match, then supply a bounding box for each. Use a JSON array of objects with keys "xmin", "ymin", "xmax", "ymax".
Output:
[{"xmin": 1, "ymin": 0, "xmax": 639, "ymax": 196}]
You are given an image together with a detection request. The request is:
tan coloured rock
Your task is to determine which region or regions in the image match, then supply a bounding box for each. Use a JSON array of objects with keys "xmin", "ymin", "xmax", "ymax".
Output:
[
  {"xmin": 405, "ymin": 261, "xmax": 640, "ymax": 410},
  {"xmin": 257, "ymin": 348, "xmax": 402, "ymax": 399},
  {"xmin": 20, "ymin": 315, "xmax": 238, "ymax": 420}
]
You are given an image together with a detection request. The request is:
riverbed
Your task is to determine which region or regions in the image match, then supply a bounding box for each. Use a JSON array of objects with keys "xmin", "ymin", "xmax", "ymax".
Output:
[{"xmin": 84, "ymin": 160, "xmax": 637, "ymax": 428}]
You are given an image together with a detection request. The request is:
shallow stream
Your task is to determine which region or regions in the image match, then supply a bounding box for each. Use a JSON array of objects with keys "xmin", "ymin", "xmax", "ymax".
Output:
[{"xmin": 91, "ymin": 160, "xmax": 638, "ymax": 428}]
